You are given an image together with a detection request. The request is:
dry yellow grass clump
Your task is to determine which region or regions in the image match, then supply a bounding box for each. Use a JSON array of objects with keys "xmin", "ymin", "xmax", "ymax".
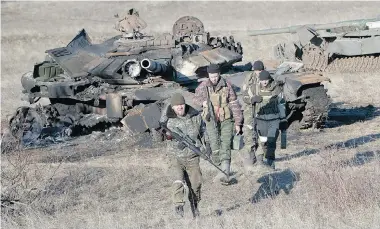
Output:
[{"xmin": 2, "ymin": 1, "xmax": 380, "ymax": 229}]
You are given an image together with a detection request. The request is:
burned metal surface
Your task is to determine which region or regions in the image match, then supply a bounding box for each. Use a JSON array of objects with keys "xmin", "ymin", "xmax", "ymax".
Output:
[
  {"xmin": 249, "ymin": 17, "xmax": 380, "ymax": 72},
  {"xmin": 9, "ymin": 11, "xmax": 244, "ymax": 146}
]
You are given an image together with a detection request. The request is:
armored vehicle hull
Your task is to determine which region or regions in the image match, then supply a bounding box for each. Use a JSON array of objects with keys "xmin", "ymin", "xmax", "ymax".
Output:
[
  {"xmin": 9, "ymin": 15, "xmax": 243, "ymax": 145},
  {"xmin": 249, "ymin": 17, "xmax": 380, "ymax": 72}
]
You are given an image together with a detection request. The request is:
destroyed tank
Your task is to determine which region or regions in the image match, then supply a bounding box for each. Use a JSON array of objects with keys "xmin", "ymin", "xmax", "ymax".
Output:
[
  {"xmin": 9, "ymin": 14, "xmax": 243, "ymax": 145},
  {"xmin": 249, "ymin": 17, "xmax": 380, "ymax": 72}
]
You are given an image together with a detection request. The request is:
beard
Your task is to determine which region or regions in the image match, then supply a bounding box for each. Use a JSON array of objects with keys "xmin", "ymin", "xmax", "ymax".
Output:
[{"xmin": 210, "ymin": 77, "xmax": 219, "ymax": 86}]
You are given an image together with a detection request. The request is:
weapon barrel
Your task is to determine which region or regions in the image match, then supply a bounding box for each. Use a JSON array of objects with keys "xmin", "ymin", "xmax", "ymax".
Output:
[
  {"xmin": 248, "ymin": 18, "xmax": 380, "ymax": 36},
  {"xmin": 141, "ymin": 58, "xmax": 170, "ymax": 75}
]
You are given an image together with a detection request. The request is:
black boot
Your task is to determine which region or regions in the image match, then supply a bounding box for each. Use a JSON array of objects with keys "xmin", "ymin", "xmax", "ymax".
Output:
[
  {"xmin": 175, "ymin": 205, "xmax": 184, "ymax": 217},
  {"xmin": 255, "ymin": 155, "xmax": 274, "ymax": 175},
  {"xmin": 190, "ymin": 201, "xmax": 200, "ymax": 218},
  {"xmin": 267, "ymin": 158, "xmax": 276, "ymax": 170}
]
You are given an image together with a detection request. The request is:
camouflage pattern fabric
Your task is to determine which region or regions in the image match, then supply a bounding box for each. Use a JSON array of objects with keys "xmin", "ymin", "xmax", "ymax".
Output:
[
  {"xmin": 171, "ymin": 156, "xmax": 202, "ymax": 207},
  {"xmin": 241, "ymin": 71, "xmax": 259, "ymax": 154},
  {"xmin": 165, "ymin": 105, "xmax": 204, "ymax": 207},
  {"xmin": 193, "ymin": 77, "xmax": 243, "ymax": 127},
  {"xmin": 165, "ymin": 106, "xmax": 204, "ymax": 159},
  {"xmin": 254, "ymin": 81, "xmax": 286, "ymax": 161},
  {"xmin": 204, "ymin": 118, "xmax": 234, "ymax": 164}
]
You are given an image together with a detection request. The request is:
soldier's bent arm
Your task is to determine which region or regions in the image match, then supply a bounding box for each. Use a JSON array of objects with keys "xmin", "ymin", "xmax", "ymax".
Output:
[
  {"xmin": 226, "ymin": 81, "xmax": 243, "ymax": 126},
  {"xmin": 241, "ymin": 72, "xmax": 254, "ymax": 104},
  {"xmin": 193, "ymin": 81, "xmax": 208, "ymax": 107},
  {"xmin": 278, "ymin": 93, "xmax": 287, "ymax": 119}
]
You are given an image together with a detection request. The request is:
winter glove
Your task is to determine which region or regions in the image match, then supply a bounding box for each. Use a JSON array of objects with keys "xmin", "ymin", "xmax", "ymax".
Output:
[
  {"xmin": 177, "ymin": 142, "xmax": 187, "ymax": 150},
  {"xmin": 279, "ymin": 119, "xmax": 288, "ymax": 130},
  {"xmin": 205, "ymin": 113, "xmax": 211, "ymax": 122},
  {"xmin": 251, "ymin": 95, "xmax": 263, "ymax": 104}
]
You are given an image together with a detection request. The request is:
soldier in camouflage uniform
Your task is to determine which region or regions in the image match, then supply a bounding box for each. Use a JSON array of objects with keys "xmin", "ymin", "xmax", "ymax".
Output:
[
  {"xmin": 241, "ymin": 60, "xmax": 265, "ymax": 170},
  {"xmin": 242, "ymin": 70, "xmax": 287, "ymax": 171},
  {"xmin": 162, "ymin": 93, "xmax": 204, "ymax": 218},
  {"xmin": 193, "ymin": 64, "xmax": 243, "ymax": 184}
]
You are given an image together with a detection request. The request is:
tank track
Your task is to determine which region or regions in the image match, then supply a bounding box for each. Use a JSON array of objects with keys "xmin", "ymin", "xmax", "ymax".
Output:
[
  {"xmin": 302, "ymin": 49, "xmax": 328, "ymax": 71},
  {"xmin": 302, "ymin": 50, "xmax": 380, "ymax": 72},
  {"xmin": 9, "ymin": 104, "xmax": 120, "ymax": 145},
  {"xmin": 326, "ymin": 55, "xmax": 380, "ymax": 72},
  {"xmin": 300, "ymin": 86, "xmax": 331, "ymax": 129}
]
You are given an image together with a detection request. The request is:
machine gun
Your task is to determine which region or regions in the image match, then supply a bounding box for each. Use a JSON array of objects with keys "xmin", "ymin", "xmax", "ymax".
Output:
[{"xmin": 160, "ymin": 124, "xmax": 228, "ymax": 178}]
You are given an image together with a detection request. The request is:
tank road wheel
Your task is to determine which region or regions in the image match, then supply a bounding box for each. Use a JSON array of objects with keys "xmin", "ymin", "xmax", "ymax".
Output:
[{"xmin": 299, "ymin": 86, "xmax": 331, "ymax": 129}]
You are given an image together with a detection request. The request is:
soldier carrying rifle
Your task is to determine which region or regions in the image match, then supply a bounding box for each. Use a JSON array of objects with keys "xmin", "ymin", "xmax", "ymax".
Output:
[
  {"xmin": 161, "ymin": 93, "xmax": 206, "ymax": 218},
  {"xmin": 193, "ymin": 64, "xmax": 243, "ymax": 185}
]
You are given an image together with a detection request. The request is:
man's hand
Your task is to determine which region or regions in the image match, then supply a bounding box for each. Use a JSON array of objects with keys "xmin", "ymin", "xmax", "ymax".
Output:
[
  {"xmin": 279, "ymin": 119, "xmax": 288, "ymax": 130},
  {"xmin": 251, "ymin": 95, "xmax": 263, "ymax": 104},
  {"xmin": 202, "ymin": 101, "xmax": 207, "ymax": 108},
  {"xmin": 235, "ymin": 125, "xmax": 241, "ymax": 134},
  {"xmin": 177, "ymin": 142, "xmax": 187, "ymax": 150}
]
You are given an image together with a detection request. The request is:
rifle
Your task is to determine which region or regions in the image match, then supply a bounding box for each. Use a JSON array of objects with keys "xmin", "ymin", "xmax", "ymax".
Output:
[
  {"xmin": 205, "ymin": 87, "xmax": 220, "ymax": 145},
  {"xmin": 160, "ymin": 124, "xmax": 228, "ymax": 178}
]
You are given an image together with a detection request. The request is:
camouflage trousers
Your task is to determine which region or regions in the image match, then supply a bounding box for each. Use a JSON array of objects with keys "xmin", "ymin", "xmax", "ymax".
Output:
[
  {"xmin": 172, "ymin": 156, "xmax": 202, "ymax": 208},
  {"xmin": 205, "ymin": 118, "xmax": 234, "ymax": 164},
  {"xmin": 256, "ymin": 119, "xmax": 280, "ymax": 160},
  {"xmin": 242, "ymin": 104, "xmax": 258, "ymax": 154}
]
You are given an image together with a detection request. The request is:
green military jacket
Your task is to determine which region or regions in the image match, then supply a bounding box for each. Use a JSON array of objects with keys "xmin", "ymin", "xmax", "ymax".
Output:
[
  {"xmin": 242, "ymin": 72, "xmax": 286, "ymax": 121},
  {"xmin": 242, "ymin": 71, "xmax": 259, "ymax": 105},
  {"xmin": 255, "ymin": 81, "xmax": 286, "ymax": 121},
  {"xmin": 165, "ymin": 105, "xmax": 204, "ymax": 159}
]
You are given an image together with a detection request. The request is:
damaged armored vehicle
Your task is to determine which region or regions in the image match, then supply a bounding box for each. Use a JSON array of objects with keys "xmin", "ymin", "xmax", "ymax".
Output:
[
  {"xmin": 9, "ymin": 10, "xmax": 333, "ymax": 146},
  {"xmin": 249, "ymin": 17, "xmax": 380, "ymax": 72},
  {"xmin": 9, "ymin": 12, "xmax": 243, "ymax": 145}
]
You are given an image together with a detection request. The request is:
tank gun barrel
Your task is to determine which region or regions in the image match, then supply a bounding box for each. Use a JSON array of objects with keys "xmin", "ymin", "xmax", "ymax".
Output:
[
  {"xmin": 248, "ymin": 18, "xmax": 380, "ymax": 36},
  {"xmin": 141, "ymin": 58, "xmax": 171, "ymax": 75}
]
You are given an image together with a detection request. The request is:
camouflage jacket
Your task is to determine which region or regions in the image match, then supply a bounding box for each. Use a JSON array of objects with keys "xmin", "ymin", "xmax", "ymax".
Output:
[
  {"xmin": 193, "ymin": 78, "xmax": 243, "ymax": 126},
  {"xmin": 165, "ymin": 105, "xmax": 205, "ymax": 159},
  {"xmin": 251, "ymin": 80, "xmax": 286, "ymax": 121},
  {"xmin": 242, "ymin": 71, "xmax": 259, "ymax": 105}
]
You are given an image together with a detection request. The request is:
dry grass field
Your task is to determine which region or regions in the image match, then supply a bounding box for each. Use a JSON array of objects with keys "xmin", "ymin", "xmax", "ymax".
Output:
[{"xmin": 1, "ymin": 1, "xmax": 380, "ymax": 229}]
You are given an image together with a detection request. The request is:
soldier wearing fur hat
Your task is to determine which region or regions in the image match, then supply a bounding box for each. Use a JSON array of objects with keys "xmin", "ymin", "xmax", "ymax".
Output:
[
  {"xmin": 193, "ymin": 64, "xmax": 243, "ymax": 185},
  {"xmin": 162, "ymin": 93, "xmax": 205, "ymax": 218},
  {"xmin": 242, "ymin": 70, "xmax": 287, "ymax": 172}
]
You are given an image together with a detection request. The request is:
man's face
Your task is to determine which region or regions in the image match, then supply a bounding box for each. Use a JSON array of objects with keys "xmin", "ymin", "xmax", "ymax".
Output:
[
  {"xmin": 254, "ymin": 70, "xmax": 262, "ymax": 75},
  {"xmin": 172, "ymin": 104, "xmax": 186, "ymax": 116},
  {"xmin": 260, "ymin": 79, "xmax": 270, "ymax": 87},
  {"xmin": 208, "ymin": 73, "xmax": 220, "ymax": 85}
]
